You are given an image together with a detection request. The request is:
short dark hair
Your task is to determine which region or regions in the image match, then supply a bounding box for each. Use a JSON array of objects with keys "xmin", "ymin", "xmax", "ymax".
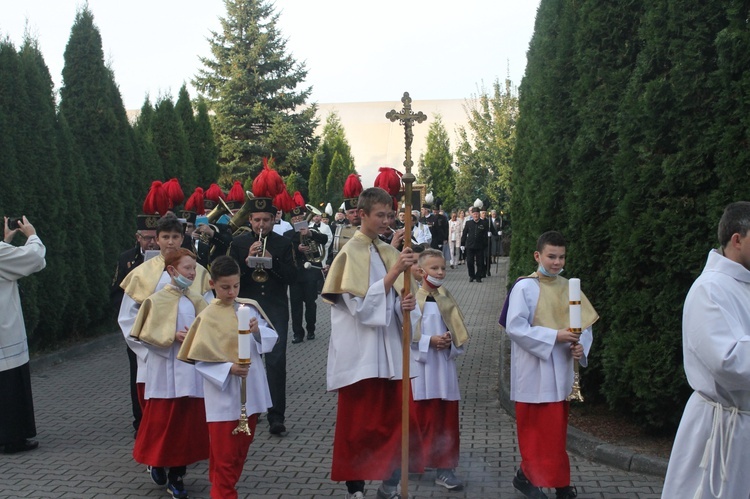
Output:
[
  {"xmin": 470, "ymin": 207, "xmax": 480, "ymax": 213},
  {"xmin": 156, "ymin": 214, "xmax": 184, "ymax": 236},
  {"xmin": 718, "ymin": 201, "xmax": 750, "ymax": 247},
  {"xmin": 536, "ymin": 231, "xmax": 566, "ymax": 252},
  {"xmin": 210, "ymin": 255, "xmax": 241, "ymax": 280},
  {"xmin": 357, "ymin": 187, "xmax": 392, "ymax": 214}
]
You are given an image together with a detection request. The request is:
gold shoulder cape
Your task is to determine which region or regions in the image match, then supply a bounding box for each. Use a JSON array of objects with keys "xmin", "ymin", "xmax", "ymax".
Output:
[
  {"xmin": 177, "ymin": 298, "xmax": 275, "ymax": 364},
  {"xmin": 416, "ymin": 285, "xmax": 470, "ymax": 347},
  {"xmin": 130, "ymin": 286, "xmax": 208, "ymax": 348},
  {"xmin": 321, "ymin": 230, "xmax": 412, "ymax": 303},
  {"xmin": 529, "ymin": 272, "xmax": 599, "ymax": 330},
  {"xmin": 120, "ymin": 253, "xmax": 211, "ymax": 304}
]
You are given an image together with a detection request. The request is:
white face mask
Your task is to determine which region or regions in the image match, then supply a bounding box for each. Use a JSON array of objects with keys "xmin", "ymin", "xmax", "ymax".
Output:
[
  {"xmin": 537, "ymin": 264, "xmax": 563, "ymax": 277},
  {"xmin": 172, "ymin": 272, "xmax": 194, "ymax": 290},
  {"xmin": 425, "ymin": 275, "xmax": 445, "ymax": 288}
]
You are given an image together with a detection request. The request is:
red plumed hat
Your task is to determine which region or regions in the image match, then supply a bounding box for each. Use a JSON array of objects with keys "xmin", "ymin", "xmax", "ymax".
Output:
[
  {"xmin": 227, "ymin": 180, "xmax": 245, "ymax": 203},
  {"xmin": 143, "ymin": 180, "xmax": 170, "ymax": 216},
  {"xmin": 163, "ymin": 178, "xmax": 184, "ymax": 208},
  {"xmin": 292, "ymin": 190, "xmax": 305, "ymax": 207},
  {"xmin": 374, "ymin": 167, "xmax": 402, "ymax": 197},
  {"xmin": 253, "ymin": 157, "xmax": 285, "ymax": 198},
  {"xmin": 343, "ymin": 173, "xmax": 363, "ymax": 199},
  {"xmin": 184, "ymin": 187, "xmax": 205, "ymax": 215},
  {"xmin": 205, "ymin": 183, "xmax": 225, "ymax": 202},
  {"xmin": 374, "ymin": 167, "xmax": 403, "ymax": 211},
  {"xmin": 273, "ymin": 189, "xmax": 296, "ymax": 213}
]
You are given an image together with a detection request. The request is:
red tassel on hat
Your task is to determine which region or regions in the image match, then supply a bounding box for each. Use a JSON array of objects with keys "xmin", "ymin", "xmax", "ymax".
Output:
[
  {"xmin": 163, "ymin": 178, "xmax": 184, "ymax": 208},
  {"xmin": 343, "ymin": 173, "xmax": 363, "ymax": 199},
  {"xmin": 205, "ymin": 183, "xmax": 225, "ymax": 202},
  {"xmin": 274, "ymin": 189, "xmax": 296, "ymax": 213},
  {"xmin": 227, "ymin": 180, "xmax": 245, "ymax": 203},
  {"xmin": 185, "ymin": 187, "xmax": 205, "ymax": 215},
  {"xmin": 374, "ymin": 167, "xmax": 403, "ymax": 197},
  {"xmin": 143, "ymin": 180, "xmax": 170, "ymax": 216},
  {"xmin": 292, "ymin": 191, "xmax": 305, "ymax": 207},
  {"xmin": 253, "ymin": 157, "xmax": 285, "ymax": 198}
]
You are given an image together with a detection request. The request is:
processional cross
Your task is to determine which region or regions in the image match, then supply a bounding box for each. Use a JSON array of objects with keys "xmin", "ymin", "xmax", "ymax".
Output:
[{"xmin": 386, "ymin": 92, "xmax": 427, "ymax": 498}]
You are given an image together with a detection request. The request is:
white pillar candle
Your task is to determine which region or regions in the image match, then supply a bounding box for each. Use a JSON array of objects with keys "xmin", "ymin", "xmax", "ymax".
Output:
[
  {"xmin": 236, "ymin": 305, "xmax": 252, "ymax": 361},
  {"xmin": 569, "ymin": 278, "xmax": 582, "ymax": 330}
]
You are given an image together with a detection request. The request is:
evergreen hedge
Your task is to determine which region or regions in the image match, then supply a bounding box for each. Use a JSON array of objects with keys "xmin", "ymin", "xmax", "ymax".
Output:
[{"xmin": 511, "ymin": 1, "xmax": 750, "ymax": 431}]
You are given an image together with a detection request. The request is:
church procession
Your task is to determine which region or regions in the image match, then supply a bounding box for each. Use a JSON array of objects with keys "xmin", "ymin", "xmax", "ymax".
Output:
[{"xmin": 5, "ymin": 0, "xmax": 750, "ymax": 498}]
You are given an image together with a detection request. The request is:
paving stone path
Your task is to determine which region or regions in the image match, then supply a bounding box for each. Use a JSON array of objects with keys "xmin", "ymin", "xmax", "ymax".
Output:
[{"xmin": 0, "ymin": 258, "xmax": 664, "ymax": 498}]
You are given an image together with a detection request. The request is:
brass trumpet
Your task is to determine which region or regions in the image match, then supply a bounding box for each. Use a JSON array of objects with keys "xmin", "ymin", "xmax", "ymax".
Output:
[{"xmin": 250, "ymin": 228, "xmax": 270, "ymax": 283}]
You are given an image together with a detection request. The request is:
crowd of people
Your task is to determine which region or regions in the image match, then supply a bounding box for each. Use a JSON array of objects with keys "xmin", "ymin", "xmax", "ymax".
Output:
[{"xmin": 7, "ymin": 170, "xmax": 749, "ymax": 499}]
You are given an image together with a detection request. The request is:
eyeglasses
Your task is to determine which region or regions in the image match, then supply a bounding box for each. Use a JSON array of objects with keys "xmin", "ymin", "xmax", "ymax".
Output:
[{"xmin": 137, "ymin": 233, "xmax": 156, "ymax": 242}]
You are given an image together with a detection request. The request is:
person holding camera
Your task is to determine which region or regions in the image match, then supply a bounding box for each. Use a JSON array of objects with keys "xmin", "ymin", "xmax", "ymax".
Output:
[{"xmin": 0, "ymin": 216, "xmax": 46, "ymax": 454}]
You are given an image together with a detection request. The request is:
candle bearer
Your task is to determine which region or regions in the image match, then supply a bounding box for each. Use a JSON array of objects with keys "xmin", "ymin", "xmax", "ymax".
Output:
[
  {"xmin": 178, "ymin": 256, "xmax": 278, "ymax": 499},
  {"xmin": 501, "ymin": 231, "xmax": 598, "ymax": 499}
]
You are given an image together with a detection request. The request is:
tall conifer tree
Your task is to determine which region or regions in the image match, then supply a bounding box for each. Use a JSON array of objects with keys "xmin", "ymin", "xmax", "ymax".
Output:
[
  {"xmin": 418, "ymin": 114, "xmax": 455, "ymax": 210},
  {"xmin": 193, "ymin": 0, "xmax": 319, "ymax": 184},
  {"xmin": 152, "ymin": 95, "xmax": 195, "ymax": 191},
  {"xmin": 309, "ymin": 112, "xmax": 355, "ymax": 206},
  {"xmin": 192, "ymin": 97, "xmax": 220, "ymax": 187},
  {"xmin": 59, "ymin": 6, "xmax": 134, "ymax": 321}
]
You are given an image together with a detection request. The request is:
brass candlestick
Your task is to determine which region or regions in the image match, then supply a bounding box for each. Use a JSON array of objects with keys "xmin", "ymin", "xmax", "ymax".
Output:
[{"xmin": 233, "ymin": 328, "xmax": 252, "ymax": 436}]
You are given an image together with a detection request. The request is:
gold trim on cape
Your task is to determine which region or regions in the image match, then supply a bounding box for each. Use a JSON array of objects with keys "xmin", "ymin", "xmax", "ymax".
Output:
[
  {"xmin": 321, "ymin": 230, "xmax": 412, "ymax": 303},
  {"xmin": 416, "ymin": 285, "xmax": 470, "ymax": 347},
  {"xmin": 528, "ymin": 272, "xmax": 599, "ymax": 330},
  {"xmin": 120, "ymin": 253, "xmax": 211, "ymax": 304},
  {"xmin": 130, "ymin": 286, "xmax": 208, "ymax": 348},
  {"xmin": 177, "ymin": 298, "xmax": 274, "ymax": 364}
]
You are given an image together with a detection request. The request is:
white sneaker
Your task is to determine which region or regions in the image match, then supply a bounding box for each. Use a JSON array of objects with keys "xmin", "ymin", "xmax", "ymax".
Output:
[{"xmin": 345, "ymin": 492, "xmax": 365, "ymax": 499}]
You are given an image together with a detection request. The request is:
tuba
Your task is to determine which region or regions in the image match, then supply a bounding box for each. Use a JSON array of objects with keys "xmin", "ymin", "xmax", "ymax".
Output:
[
  {"xmin": 227, "ymin": 191, "xmax": 255, "ymax": 235},
  {"xmin": 194, "ymin": 198, "xmax": 233, "ymax": 244},
  {"xmin": 301, "ymin": 204, "xmax": 324, "ymax": 264}
]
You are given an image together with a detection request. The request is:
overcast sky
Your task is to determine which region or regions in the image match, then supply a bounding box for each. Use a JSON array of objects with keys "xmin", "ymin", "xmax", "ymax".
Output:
[{"xmin": 2, "ymin": 1, "xmax": 541, "ymax": 110}]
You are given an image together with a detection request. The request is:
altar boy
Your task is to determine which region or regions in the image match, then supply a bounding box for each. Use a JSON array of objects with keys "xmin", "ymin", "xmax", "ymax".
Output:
[
  {"xmin": 503, "ymin": 231, "xmax": 597, "ymax": 499},
  {"xmin": 178, "ymin": 256, "xmax": 277, "ymax": 499}
]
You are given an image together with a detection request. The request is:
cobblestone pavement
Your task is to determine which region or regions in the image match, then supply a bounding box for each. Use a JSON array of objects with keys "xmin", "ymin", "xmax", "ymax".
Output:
[{"xmin": 0, "ymin": 257, "xmax": 664, "ymax": 498}]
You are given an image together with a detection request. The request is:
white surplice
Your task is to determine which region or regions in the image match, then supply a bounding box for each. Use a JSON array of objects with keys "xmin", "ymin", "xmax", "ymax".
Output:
[
  {"xmin": 663, "ymin": 249, "xmax": 750, "ymax": 499},
  {"xmin": 142, "ymin": 293, "xmax": 205, "ymax": 400},
  {"xmin": 506, "ymin": 278, "xmax": 592, "ymax": 403},
  {"xmin": 411, "ymin": 300, "xmax": 463, "ymax": 401},
  {"xmin": 326, "ymin": 244, "xmax": 420, "ymax": 392},
  {"xmin": 118, "ymin": 272, "xmax": 213, "ymax": 383},
  {"xmin": 0, "ymin": 235, "xmax": 46, "ymax": 372},
  {"xmin": 195, "ymin": 306, "xmax": 277, "ymax": 422}
]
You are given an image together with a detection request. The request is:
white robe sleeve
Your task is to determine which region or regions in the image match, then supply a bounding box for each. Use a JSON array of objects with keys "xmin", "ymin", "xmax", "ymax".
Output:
[
  {"xmin": 505, "ymin": 280, "xmax": 556, "ymax": 360},
  {"xmin": 341, "ymin": 279, "xmax": 393, "ymax": 327},
  {"xmin": 196, "ymin": 361, "xmax": 233, "ymax": 391},
  {"xmin": 118, "ymin": 293, "xmax": 149, "ymax": 362},
  {"xmin": 0, "ymin": 236, "xmax": 46, "ymax": 281},
  {"xmin": 253, "ymin": 308, "xmax": 278, "ymax": 354}
]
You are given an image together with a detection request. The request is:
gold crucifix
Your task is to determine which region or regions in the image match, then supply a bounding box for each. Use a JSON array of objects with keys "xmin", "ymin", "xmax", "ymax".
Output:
[
  {"xmin": 386, "ymin": 92, "xmax": 428, "ymax": 180},
  {"xmin": 385, "ymin": 91, "xmax": 426, "ymax": 499}
]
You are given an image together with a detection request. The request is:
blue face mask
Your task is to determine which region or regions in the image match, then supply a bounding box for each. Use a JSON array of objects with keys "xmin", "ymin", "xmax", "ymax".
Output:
[
  {"xmin": 537, "ymin": 264, "xmax": 563, "ymax": 277},
  {"xmin": 173, "ymin": 272, "xmax": 193, "ymax": 290}
]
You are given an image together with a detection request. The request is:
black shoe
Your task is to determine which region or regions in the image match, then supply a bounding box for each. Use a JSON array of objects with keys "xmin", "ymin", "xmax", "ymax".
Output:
[
  {"xmin": 512, "ymin": 469, "xmax": 548, "ymax": 499},
  {"xmin": 476, "ymin": 278, "xmax": 483, "ymax": 283},
  {"xmin": 3, "ymin": 439, "xmax": 39, "ymax": 454},
  {"xmin": 291, "ymin": 336, "xmax": 303, "ymax": 344},
  {"xmin": 556, "ymin": 486, "xmax": 577, "ymax": 499},
  {"xmin": 269, "ymin": 421, "xmax": 287, "ymax": 435},
  {"xmin": 469, "ymin": 278, "xmax": 475, "ymax": 282},
  {"xmin": 307, "ymin": 333, "xmax": 315, "ymax": 340}
]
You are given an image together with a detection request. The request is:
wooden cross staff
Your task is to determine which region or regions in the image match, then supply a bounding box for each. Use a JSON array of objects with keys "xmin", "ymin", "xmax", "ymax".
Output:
[{"xmin": 386, "ymin": 92, "xmax": 426, "ymax": 497}]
